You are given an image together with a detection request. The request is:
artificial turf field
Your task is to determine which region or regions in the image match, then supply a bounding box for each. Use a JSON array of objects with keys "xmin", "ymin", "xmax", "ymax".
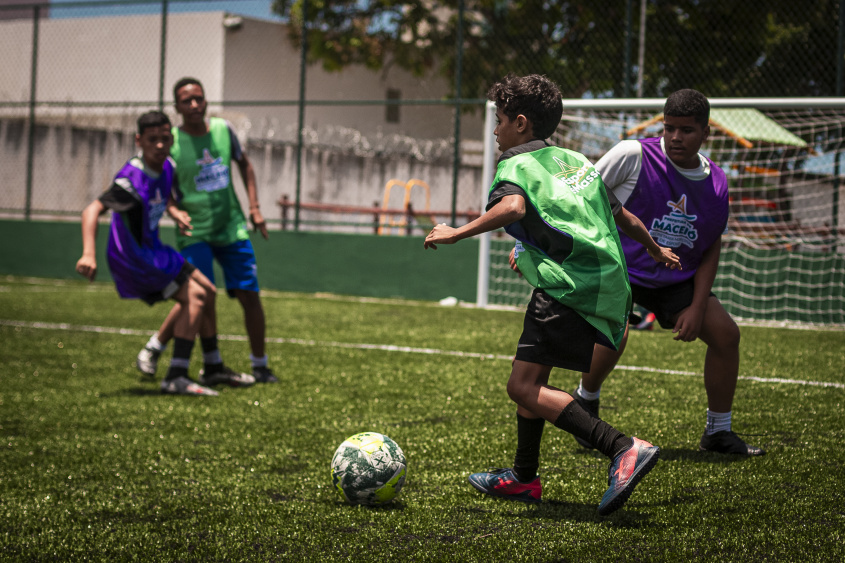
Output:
[{"xmin": 1, "ymin": 276, "xmax": 843, "ymax": 562}]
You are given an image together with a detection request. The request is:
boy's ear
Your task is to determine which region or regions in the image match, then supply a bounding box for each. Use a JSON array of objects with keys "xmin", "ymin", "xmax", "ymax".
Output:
[
  {"xmin": 134, "ymin": 133, "xmax": 142, "ymax": 147},
  {"xmin": 515, "ymin": 114, "xmax": 533, "ymax": 137}
]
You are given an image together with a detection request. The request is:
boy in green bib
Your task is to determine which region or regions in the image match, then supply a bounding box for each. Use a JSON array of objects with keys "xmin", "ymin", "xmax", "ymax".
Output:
[{"xmin": 424, "ymin": 74, "xmax": 679, "ymax": 515}]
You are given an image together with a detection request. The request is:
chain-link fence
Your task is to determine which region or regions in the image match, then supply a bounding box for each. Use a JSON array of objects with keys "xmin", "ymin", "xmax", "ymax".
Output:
[{"xmin": 2, "ymin": 0, "xmax": 843, "ymax": 233}]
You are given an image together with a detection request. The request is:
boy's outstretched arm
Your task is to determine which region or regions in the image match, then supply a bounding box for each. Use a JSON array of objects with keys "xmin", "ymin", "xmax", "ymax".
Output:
[
  {"xmin": 76, "ymin": 199, "xmax": 107, "ymax": 281},
  {"xmin": 424, "ymin": 194, "xmax": 525, "ymax": 250},
  {"xmin": 613, "ymin": 207, "xmax": 681, "ymax": 269}
]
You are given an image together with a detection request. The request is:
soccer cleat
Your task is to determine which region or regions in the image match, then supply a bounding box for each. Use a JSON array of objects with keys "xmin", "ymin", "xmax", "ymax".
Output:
[
  {"xmin": 252, "ymin": 366, "xmax": 279, "ymax": 384},
  {"xmin": 199, "ymin": 365, "xmax": 256, "ymax": 387},
  {"xmin": 160, "ymin": 376, "xmax": 219, "ymax": 396},
  {"xmin": 467, "ymin": 468, "xmax": 542, "ymax": 503},
  {"xmin": 136, "ymin": 346, "xmax": 161, "ymax": 377},
  {"xmin": 699, "ymin": 430, "xmax": 766, "ymax": 456},
  {"xmin": 572, "ymin": 387, "xmax": 600, "ymax": 449},
  {"xmin": 598, "ymin": 437, "xmax": 660, "ymax": 516}
]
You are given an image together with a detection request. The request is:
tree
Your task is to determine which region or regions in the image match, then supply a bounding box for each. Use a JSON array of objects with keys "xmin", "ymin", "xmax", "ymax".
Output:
[{"xmin": 272, "ymin": 0, "xmax": 841, "ymax": 99}]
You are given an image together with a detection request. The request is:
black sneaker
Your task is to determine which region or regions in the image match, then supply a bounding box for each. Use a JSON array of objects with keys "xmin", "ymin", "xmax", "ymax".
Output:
[
  {"xmin": 198, "ymin": 365, "xmax": 256, "ymax": 387},
  {"xmin": 572, "ymin": 387, "xmax": 600, "ymax": 449},
  {"xmin": 253, "ymin": 366, "xmax": 279, "ymax": 384},
  {"xmin": 699, "ymin": 430, "xmax": 766, "ymax": 456}
]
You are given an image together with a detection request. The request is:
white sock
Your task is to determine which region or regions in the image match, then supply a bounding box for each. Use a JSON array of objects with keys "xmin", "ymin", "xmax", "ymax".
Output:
[
  {"xmin": 577, "ymin": 381, "xmax": 601, "ymax": 401},
  {"xmin": 250, "ymin": 354, "xmax": 268, "ymax": 368},
  {"xmin": 706, "ymin": 410, "xmax": 732, "ymax": 435},
  {"xmin": 146, "ymin": 334, "xmax": 166, "ymax": 352}
]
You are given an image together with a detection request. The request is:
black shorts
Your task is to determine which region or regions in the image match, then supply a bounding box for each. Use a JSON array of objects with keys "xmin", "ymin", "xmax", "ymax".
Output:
[
  {"xmin": 631, "ymin": 278, "xmax": 715, "ymax": 329},
  {"xmin": 515, "ymin": 289, "xmax": 601, "ymax": 373},
  {"xmin": 141, "ymin": 262, "xmax": 196, "ymax": 306}
]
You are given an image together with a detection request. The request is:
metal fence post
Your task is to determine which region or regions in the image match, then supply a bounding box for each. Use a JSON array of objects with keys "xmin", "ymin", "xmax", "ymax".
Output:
[
  {"xmin": 294, "ymin": 0, "xmax": 308, "ymax": 231},
  {"xmin": 24, "ymin": 5, "xmax": 40, "ymax": 221},
  {"xmin": 450, "ymin": 0, "xmax": 465, "ymax": 227},
  {"xmin": 158, "ymin": 0, "xmax": 169, "ymax": 111}
]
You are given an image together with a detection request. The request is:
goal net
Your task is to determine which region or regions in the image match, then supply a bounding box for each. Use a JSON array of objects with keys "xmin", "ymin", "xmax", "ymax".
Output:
[{"xmin": 476, "ymin": 99, "xmax": 845, "ymax": 328}]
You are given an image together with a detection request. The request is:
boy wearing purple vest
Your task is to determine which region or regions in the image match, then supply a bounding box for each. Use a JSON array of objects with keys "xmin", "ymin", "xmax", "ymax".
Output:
[
  {"xmin": 76, "ymin": 111, "xmax": 219, "ymax": 396},
  {"xmin": 574, "ymin": 89, "xmax": 765, "ymax": 456}
]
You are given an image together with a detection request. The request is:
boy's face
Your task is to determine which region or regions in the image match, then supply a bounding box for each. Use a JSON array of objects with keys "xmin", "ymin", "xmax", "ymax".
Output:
[
  {"xmin": 662, "ymin": 114, "xmax": 709, "ymax": 169},
  {"xmin": 494, "ymin": 107, "xmax": 531, "ymax": 153},
  {"xmin": 135, "ymin": 124, "xmax": 174, "ymax": 171},
  {"xmin": 174, "ymin": 83, "xmax": 207, "ymax": 127}
]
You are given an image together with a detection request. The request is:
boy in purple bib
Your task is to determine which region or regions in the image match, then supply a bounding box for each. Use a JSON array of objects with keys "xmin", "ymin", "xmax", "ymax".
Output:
[
  {"xmin": 76, "ymin": 111, "xmax": 223, "ymax": 397},
  {"xmin": 573, "ymin": 89, "xmax": 765, "ymax": 456}
]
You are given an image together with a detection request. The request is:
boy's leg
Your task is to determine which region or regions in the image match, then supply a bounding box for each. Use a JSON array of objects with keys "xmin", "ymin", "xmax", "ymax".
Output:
[
  {"xmin": 217, "ymin": 239, "xmax": 278, "ymax": 383},
  {"xmin": 136, "ymin": 303, "xmax": 180, "ymax": 377},
  {"xmin": 160, "ymin": 278, "xmax": 218, "ymax": 397},
  {"xmin": 697, "ymin": 296, "xmax": 740, "ymax": 413},
  {"xmin": 139, "ymin": 242, "xmax": 216, "ymax": 376},
  {"xmin": 470, "ymin": 361, "xmax": 659, "ymax": 514},
  {"xmin": 468, "ymin": 364, "xmax": 552, "ymax": 503},
  {"xmin": 580, "ymin": 328, "xmax": 628, "ymax": 394},
  {"xmin": 192, "ymin": 268, "xmax": 256, "ymax": 388},
  {"xmin": 504, "ymin": 360, "xmax": 631, "ymax": 457},
  {"xmin": 696, "ymin": 296, "xmax": 764, "ymax": 455},
  {"xmin": 234, "ymin": 289, "xmax": 266, "ymax": 358},
  {"xmin": 571, "ymin": 332, "xmax": 628, "ymax": 448}
]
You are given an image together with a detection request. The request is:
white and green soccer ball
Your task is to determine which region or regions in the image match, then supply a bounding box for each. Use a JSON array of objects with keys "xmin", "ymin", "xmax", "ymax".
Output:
[{"xmin": 330, "ymin": 432, "xmax": 407, "ymax": 506}]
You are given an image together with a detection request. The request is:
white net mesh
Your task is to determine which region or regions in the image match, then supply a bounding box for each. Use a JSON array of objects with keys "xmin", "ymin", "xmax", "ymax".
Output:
[{"xmin": 481, "ymin": 100, "xmax": 845, "ymax": 327}]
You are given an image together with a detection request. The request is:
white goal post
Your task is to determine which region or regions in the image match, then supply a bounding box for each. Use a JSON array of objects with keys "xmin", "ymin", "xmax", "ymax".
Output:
[{"xmin": 476, "ymin": 97, "xmax": 845, "ymax": 328}]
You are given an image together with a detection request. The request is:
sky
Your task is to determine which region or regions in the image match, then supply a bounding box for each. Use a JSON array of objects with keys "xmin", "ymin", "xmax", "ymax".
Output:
[{"xmin": 49, "ymin": 0, "xmax": 284, "ymax": 22}]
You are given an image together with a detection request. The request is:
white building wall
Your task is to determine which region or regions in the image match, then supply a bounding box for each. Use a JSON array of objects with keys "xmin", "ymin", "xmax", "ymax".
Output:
[{"xmin": 0, "ymin": 11, "xmax": 486, "ymax": 222}]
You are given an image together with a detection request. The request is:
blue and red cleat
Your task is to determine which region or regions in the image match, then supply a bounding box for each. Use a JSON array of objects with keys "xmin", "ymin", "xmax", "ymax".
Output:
[
  {"xmin": 598, "ymin": 437, "xmax": 660, "ymax": 516},
  {"xmin": 468, "ymin": 468, "xmax": 542, "ymax": 503}
]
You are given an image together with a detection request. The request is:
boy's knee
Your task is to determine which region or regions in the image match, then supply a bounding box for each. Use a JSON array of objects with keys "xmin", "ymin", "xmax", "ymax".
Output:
[
  {"xmin": 506, "ymin": 378, "xmax": 529, "ymax": 406},
  {"xmin": 708, "ymin": 317, "xmax": 740, "ymax": 351}
]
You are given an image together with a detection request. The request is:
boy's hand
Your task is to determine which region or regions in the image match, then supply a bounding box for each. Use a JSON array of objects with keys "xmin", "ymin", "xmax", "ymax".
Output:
[
  {"xmin": 672, "ymin": 304, "xmax": 705, "ymax": 342},
  {"xmin": 648, "ymin": 246, "xmax": 682, "ymax": 270},
  {"xmin": 169, "ymin": 208, "xmax": 193, "ymax": 236},
  {"xmin": 508, "ymin": 247, "xmax": 523, "ymax": 278},
  {"xmin": 75, "ymin": 256, "xmax": 97, "ymax": 282},
  {"xmin": 424, "ymin": 223, "xmax": 459, "ymax": 250},
  {"xmin": 250, "ymin": 208, "xmax": 269, "ymax": 240}
]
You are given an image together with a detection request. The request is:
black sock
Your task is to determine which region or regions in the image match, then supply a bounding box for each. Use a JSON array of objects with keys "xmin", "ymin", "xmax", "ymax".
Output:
[
  {"xmin": 512, "ymin": 414, "xmax": 545, "ymax": 482},
  {"xmin": 165, "ymin": 337, "xmax": 194, "ymax": 381},
  {"xmin": 553, "ymin": 400, "xmax": 633, "ymax": 459},
  {"xmin": 200, "ymin": 336, "xmax": 218, "ymax": 354}
]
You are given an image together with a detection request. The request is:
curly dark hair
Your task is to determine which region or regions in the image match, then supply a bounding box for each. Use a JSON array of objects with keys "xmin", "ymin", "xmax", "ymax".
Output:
[
  {"xmin": 664, "ymin": 89, "xmax": 710, "ymax": 128},
  {"xmin": 136, "ymin": 111, "xmax": 171, "ymax": 135},
  {"xmin": 172, "ymin": 77, "xmax": 204, "ymax": 102},
  {"xmin": 487, "ymin": 74, "xmax": 563, "ymax": 140}
]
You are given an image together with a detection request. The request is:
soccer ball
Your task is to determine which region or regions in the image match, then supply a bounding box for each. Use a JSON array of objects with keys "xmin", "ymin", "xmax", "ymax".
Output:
[{"xmin": 330, "ymin": 432, "xmax": 407, "ymax": 506}]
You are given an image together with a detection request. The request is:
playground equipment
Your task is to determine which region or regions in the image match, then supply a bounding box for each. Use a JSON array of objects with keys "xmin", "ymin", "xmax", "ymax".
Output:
[{"xmin": 378, "ymin": 179, "xmax": 436, "ymax": 235}]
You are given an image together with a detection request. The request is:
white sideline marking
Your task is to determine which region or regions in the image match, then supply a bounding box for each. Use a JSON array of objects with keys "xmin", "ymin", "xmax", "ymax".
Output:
[{"xmin": 2, "ymin": 319, "xmax": 843, "ymax": 390}]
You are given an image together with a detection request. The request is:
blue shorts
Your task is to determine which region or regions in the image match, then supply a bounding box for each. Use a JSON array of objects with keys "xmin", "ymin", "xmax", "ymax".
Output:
[{"xmin": 180, "ymin": 239, "xmax": 259, "ymax": 297}]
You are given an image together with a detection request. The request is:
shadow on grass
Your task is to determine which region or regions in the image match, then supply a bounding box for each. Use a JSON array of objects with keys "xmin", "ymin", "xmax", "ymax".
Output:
[
  {"xmin": 656, "ymin": 448, "xmax": 758, "ymax": 464},
  {"xmin": 459, "ymin": 499, "xmax": 654, "ymax": 527}
]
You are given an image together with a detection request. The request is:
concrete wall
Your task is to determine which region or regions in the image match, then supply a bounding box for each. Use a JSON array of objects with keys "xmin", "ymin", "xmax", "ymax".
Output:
[
  {"xmin": 0, "ymin": 118, "xmax": 485, "ymax": 225},
  {"xmin": 0, "ymin": 11, "xmax": 483, "ymax": 143}
]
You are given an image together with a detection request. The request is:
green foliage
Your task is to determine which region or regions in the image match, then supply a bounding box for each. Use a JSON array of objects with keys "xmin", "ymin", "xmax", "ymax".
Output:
[
  {"xmin": 272, "ymin": 0, "xmax": 840, "ymax": 99},
  {"xmin": 1, "ymin": 277, "xmax": 843, "ymax": 561}
]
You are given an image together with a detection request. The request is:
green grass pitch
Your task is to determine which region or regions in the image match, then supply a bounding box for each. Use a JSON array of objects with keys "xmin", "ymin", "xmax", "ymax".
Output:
[{"xmin": 1, "ymin": 276, "xmax": 843, "ymax": 562}]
